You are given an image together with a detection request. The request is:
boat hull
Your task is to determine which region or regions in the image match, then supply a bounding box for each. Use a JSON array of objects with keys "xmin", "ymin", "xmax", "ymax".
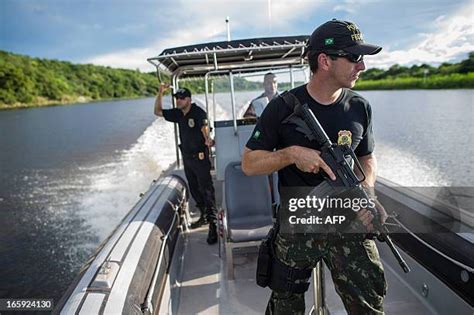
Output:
[{"xmin": 54, "ymin": 174, "xmax": 187, "ymax": 315}]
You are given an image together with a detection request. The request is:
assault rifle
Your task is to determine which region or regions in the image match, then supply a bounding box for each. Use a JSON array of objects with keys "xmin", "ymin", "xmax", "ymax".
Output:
[{"xmin": 287, "ymin": 99, "xmax": 410, "ymax": 273}]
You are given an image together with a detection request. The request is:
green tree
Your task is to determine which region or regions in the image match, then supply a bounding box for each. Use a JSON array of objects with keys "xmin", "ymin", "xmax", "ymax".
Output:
[{"xmin": 459, "ymin": 52, "xmax": 474, "ymax": 74}]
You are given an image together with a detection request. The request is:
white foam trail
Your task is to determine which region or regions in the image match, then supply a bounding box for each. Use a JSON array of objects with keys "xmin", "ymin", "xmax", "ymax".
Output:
[
  {"xmin": 77, "ymin": 118, "xmax": 177, "ymax": 240},
  {"xmin": 193, "ymin": 96, "xmax": 232, "ymax": 121},
  {"xmin": 194, "ymin": 91, "xmax": 258, "ymax": 121}
]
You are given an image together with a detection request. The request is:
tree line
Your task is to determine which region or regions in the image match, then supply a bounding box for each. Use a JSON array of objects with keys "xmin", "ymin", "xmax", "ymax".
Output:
[
  {"xmin": 360, "ymin": 52, "xmax": 474, "ymax": 80},
  {"xmin": 0, "ymin": 50, "xmax": 158, "ymax": 108},
  {"xmin": 354, "ymin": 52, "xmax": 474, "ymax": 90},
  {"xmin": 1, "ymin": 50, "xmax": 473, "ymax": 109}
]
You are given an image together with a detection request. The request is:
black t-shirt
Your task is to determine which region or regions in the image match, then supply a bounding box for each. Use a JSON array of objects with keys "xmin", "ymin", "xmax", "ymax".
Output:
[
  {"xmin": 162, "ymin": 103, "xmax": 208, "ymax": 155},
  {"xmin": 246, "ymin": 84, "xmax": 375, "ymax": 187}
]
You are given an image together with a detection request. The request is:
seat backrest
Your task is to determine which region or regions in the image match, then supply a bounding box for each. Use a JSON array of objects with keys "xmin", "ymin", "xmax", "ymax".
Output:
[
  {"xmin": 224, "ymin": 162, "xmax": 273, "ymax": 220},
  {"xmin": 214, "ymin": 120, "xmax": 256, "ymax": 181}
]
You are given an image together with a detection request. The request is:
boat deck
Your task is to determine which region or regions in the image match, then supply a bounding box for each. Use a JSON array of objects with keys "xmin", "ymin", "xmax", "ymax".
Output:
[
  {"xmin": 176, "ymin": 226, "xmax": 437, "ymax": 315},
  {"xmin": 172, "ymin": 174, "xmax": 437, "ymax": 315}
]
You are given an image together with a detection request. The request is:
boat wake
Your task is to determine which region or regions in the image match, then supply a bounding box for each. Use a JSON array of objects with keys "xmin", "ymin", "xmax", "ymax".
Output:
[{"xmin": 76, "ymin": 118, "xmax": 177, "ymax": 240}]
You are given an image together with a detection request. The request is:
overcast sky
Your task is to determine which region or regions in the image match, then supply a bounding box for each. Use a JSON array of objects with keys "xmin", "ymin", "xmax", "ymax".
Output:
[{"xmin": 1, "ymin": 0, "xmax": 473, "ymax": 71}]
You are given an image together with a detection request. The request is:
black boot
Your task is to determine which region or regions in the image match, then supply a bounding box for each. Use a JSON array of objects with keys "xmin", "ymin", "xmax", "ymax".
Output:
[
  {"xmin": 207, "ymin": 222, "xmax": 218, "ymax": 245},
  {"xmin": 190, "ymin": 215, "xmax": 207, "ymax": 229}
]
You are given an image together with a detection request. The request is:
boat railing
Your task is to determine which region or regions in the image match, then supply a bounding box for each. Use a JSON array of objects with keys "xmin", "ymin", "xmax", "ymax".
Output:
[
  {"xmin": 203, "ymin": 65, "xmax": 308, "ymax": 134},
  {"xmin": 142, "ymin": 198, "xmax": 182, "ymax": 314}
]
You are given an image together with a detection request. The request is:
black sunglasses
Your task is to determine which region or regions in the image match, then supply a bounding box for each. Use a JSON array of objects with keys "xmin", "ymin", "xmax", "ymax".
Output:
[
  {"xmin": 323, "ymin": 51, "xmax": 364, "ymax": 63},
  {"xmin": 175, "ymin": 95, "xmax": 186, "ymax": 100}
]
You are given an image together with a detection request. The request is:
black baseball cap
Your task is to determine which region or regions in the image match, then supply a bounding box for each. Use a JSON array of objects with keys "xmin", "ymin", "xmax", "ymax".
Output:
[
  {"xmin": 307, "ymin": 19, "xmax": 382, "ymax": 55},
  {"xmin": 173, "ymin": 88, "xmax": 191, "ymax": 98}
]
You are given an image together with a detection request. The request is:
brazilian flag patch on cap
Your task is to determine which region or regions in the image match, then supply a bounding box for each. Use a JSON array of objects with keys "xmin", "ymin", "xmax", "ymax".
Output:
[{"xmin": 325, "ymin": 38, "xmax": 334, "ymax": 45}]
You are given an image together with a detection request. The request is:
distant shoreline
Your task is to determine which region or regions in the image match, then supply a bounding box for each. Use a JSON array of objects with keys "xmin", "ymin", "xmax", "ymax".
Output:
[
  {"xmin": 0, "ymin": 86, "xmax": 474, "ymax": 111},
  {"xmin": 0, "ymin": 95, "xmax": 155, "ymax": 111},
  {"xmin": 2, "ymin": 50, "xmax": 473, "ymax": 110},
  {"xmin": 354, "ymin": 73, "xmax": 474, "ymax": 90},
  {"xmin": 1, "ymin": 86, "xmax": 472, "ymax": 111}
]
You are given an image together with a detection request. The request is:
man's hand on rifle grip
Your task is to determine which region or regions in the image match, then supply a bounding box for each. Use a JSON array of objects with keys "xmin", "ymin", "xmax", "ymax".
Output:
[{"xmin": 291, "ymin": 146, "xmax": 336, "ymax": 181}]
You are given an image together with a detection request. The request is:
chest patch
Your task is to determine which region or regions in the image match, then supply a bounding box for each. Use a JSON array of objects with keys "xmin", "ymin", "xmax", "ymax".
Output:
[
  {"xmin": 188, "ymin": 118, "xmax": 195, "ymax": 128},
  {"xmin": 338, "ymin": 130, "xmax": 352, "ymax": 146}
]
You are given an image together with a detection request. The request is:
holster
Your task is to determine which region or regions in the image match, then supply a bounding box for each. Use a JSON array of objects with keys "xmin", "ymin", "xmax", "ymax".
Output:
[
  {"xmin": 256, "ymin": 227, "xmax": 275, "ymax": 287},
  {"xmin": 256, "ymin": 227, "xmax": 312, "ymax": 294}
]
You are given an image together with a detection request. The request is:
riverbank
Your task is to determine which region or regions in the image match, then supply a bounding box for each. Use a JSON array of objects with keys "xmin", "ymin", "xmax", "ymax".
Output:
[
  {"xmin": 355, "ymin": 73, "xmax": 474, "ymax": 90},
  {"xmin": 2, "ymin": 84, "xmax": 473, "ymax": 111},
  {"xmin": 0, "ymin": 94, "xmax": 156, "ymax": 110},
  {"xmin": 2, "ymin": 50, "xmax": 473, "ymax": 110}
]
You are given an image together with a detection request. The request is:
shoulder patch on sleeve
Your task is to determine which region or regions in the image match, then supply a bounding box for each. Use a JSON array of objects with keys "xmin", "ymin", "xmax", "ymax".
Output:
[{"xmin": 253, "ymin": 130, "xmax": 261, "ymax": 140}]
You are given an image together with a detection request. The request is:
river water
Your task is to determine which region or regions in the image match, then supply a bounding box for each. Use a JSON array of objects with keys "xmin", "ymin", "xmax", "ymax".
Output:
[{"xmin": 0, "ymin": 89, "xmax": 472, "ymax": 304}]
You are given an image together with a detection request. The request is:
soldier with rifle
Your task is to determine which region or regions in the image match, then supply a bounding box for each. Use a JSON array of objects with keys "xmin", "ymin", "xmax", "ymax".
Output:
[{"xmin": 242, "ymin": 19, "xmax": 408, "ymax": 314}]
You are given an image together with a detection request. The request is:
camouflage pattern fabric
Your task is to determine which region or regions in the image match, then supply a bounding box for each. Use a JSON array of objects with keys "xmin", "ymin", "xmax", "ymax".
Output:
[{"xmin": 265, "ymin": 232, "xmax": 387, "ymax": 315}]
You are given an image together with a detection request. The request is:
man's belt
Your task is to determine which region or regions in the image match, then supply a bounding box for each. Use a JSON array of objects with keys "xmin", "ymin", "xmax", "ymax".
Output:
[{"xmin": 181, "ymin": 150, "xmax": 207, "ymax": 160}]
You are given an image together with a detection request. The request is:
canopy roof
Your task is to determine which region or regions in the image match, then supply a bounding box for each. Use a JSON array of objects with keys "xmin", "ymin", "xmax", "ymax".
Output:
[{"xmin": 147, "ymin": 35, "xmax": 309, "ymax": 78}]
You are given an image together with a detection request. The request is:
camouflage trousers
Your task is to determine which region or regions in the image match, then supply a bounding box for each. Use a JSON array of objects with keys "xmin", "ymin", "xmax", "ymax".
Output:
[{"xmin": 265, "ymin": 232, "xmax": 387, "ymax": 315}]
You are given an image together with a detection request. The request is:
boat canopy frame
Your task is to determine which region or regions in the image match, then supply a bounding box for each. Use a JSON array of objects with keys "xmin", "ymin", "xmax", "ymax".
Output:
[
  {"xmin": 147, "ymin": 35, "xmax": 309, "ymax": 79},
  {"xmin": 147, "ymin": 35, "xmax": 310, "ymax": 167}
]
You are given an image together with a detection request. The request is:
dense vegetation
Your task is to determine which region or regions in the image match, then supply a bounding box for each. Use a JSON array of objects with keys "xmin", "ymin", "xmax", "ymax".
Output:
[
  {"xmin": 356, "ymin": 72, "xmax": 474, "ymax": 90},
  {"xmin": 1, "ymin": 50, "xmax": 473, "ymax": 109},
  {"xmin": 0, "ymin": 50, "xmax": 159, "ymax": 109},
  {"xmin": 356, "ymin": 52, "xmax": 474, "ymax": 90}
]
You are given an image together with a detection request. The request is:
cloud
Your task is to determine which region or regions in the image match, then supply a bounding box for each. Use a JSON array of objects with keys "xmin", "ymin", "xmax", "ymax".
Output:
[
  {"xmin": 333, "ymin": 0, "xmax": 375, "ymax": 14},
  {"xmin": 85, "ymin": 1, "xmax": 473, "ymax": 71},
  {"xmin": 85, "ymin": 18, "xmax": 225, "ymax": 71},
  {"xmin": 84, "ymin": 47, "xmax": 157, "ymax": 71},
  {"xmin": 84, "ymin": 0, "xmax": 323, "ymax": 71},
  {"xmin": 367, "ymin": 3, "xmax": 474, "ymax": 68}
]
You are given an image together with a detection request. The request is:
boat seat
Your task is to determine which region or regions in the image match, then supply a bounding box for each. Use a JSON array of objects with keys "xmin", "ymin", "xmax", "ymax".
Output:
[
  {"xmin": 214, "ymin": 120, "xmax": 256, "ymax": 181},
  {"xmin": 227, "ymin": 215, "xmax": 273, "ymax": 242},
  {"xmin": 220, "ymin": 161, "xmax": 273, "ymax": 279}
]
